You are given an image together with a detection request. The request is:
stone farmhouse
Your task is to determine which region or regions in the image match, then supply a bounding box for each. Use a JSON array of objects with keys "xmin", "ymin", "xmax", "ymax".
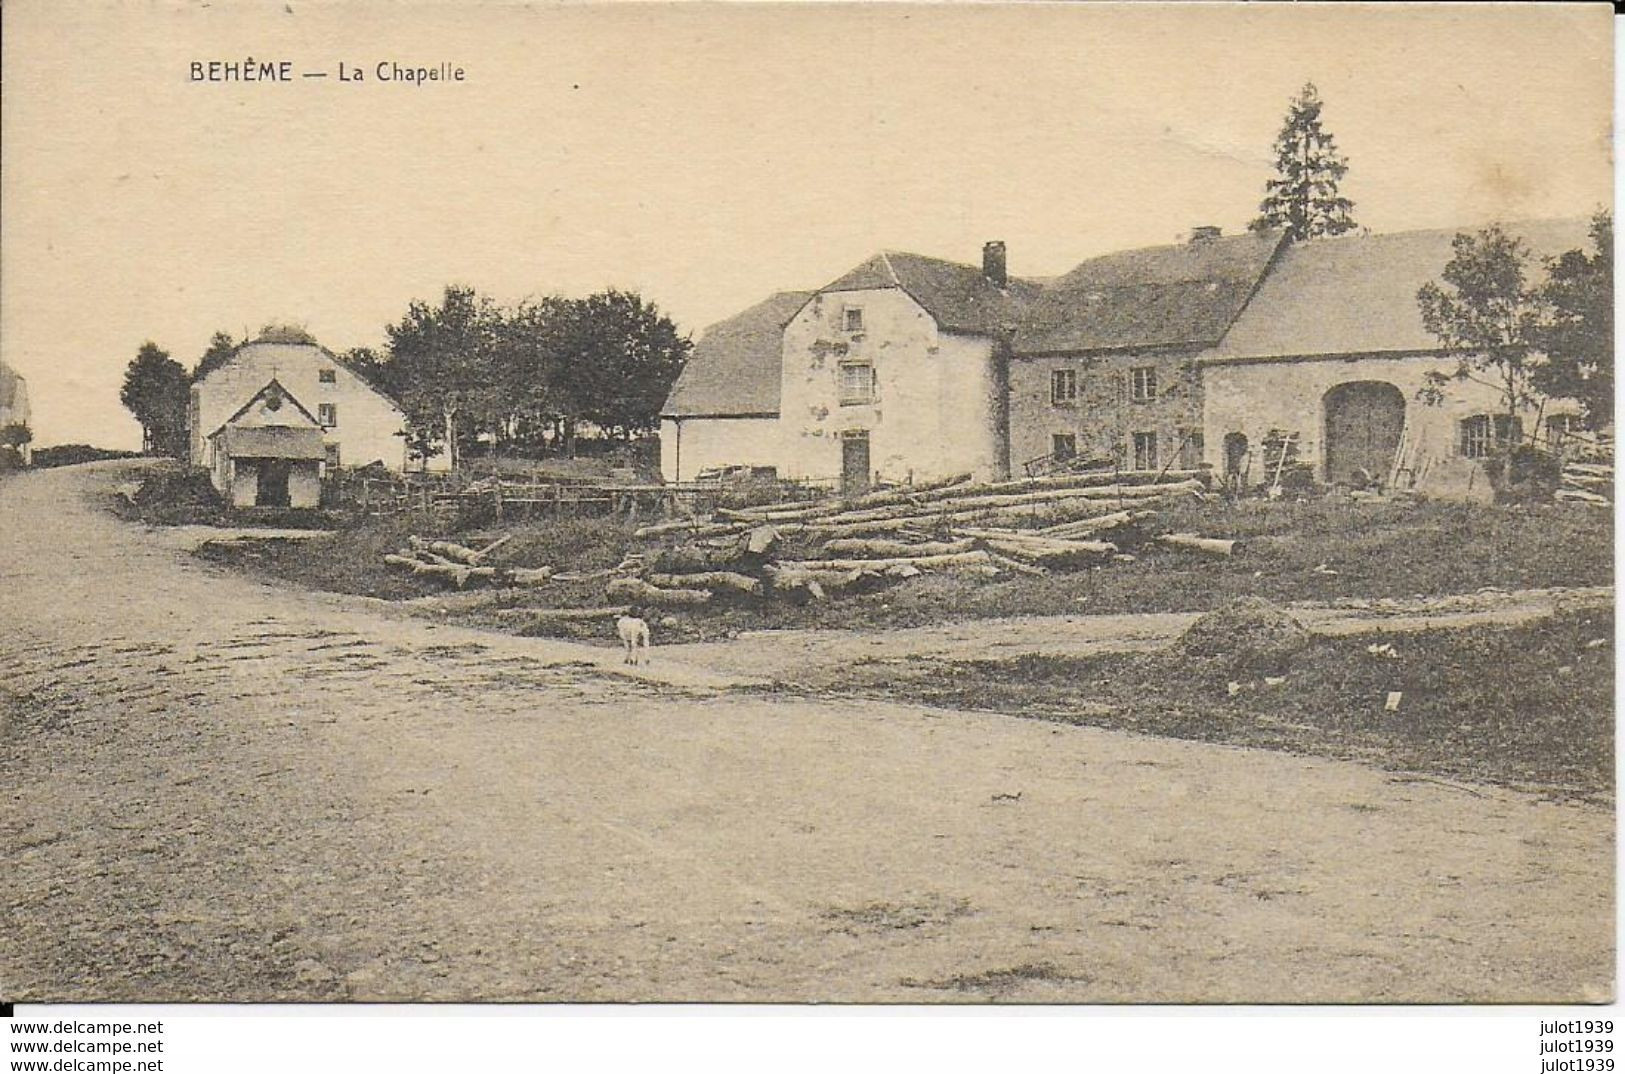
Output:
[
  {"xmin": 660, "ymin": 218, "xmax": 1592, "ymax": 497},
  {"xmin": 1200, "ymin": 220, "xmax": 1588, "ymax": 496},
  {"xmin": 189, "ymin": 327, "xmax": 447, "ymax": 508},
  {"xmin": 0, "ymin": 362, "xmax": 31, "ymax": 466}
]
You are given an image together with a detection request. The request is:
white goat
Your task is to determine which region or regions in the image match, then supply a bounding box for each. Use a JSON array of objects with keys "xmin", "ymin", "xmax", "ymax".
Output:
[{"xmin": 616, "ymin": 614, "xmax": 652, "ymax": 665}]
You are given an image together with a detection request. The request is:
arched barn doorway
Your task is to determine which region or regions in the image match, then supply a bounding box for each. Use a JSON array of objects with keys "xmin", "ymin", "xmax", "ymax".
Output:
[{"xmin": 1323, "ymin": 381, "xmax": 1405, "ymax": 486}]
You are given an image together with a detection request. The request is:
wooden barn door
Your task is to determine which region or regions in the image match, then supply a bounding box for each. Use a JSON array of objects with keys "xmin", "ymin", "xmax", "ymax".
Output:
[
  {"xmin": 256, "ymin": 459, "xmax": 293, "ymax": 507},
  {"xmin": 1323, "ymin": 382, "xmax": 1405, "ymax": 486},
  {"xmin": 840, "ymin": 432, "xmax": 870, "ymax": 497}
]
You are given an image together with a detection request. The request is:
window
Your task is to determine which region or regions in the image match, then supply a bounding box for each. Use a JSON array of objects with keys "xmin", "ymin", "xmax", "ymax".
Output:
[
  {"xmin": 1459, "ymin": 414, "xmax": 1521, "ymax": 458},
  {"xmin": 1052, "ymin": 433, "xmax": 1077, "ymax": 460},
  {"xmin": 324, "ymin": 443, "xmax": 341, "ymax": 469},
  {"xmin": 1130, "ymin": 366, "xmax": 1157, "ymax": 402},
  {"xmin": 318, "ymin": 403, "xmax": 337, "ymax": 428},
  {"xmin": 838, "ymin": 362, "xmax": 874, "ymax": 405},
  {"xmin": 1132, "ymin": 431, "xmax": 1158, "ymax": 471},
  {"xmin": 1177, "ymin": 429, "xmax": 1204, "ymax": 470},
  {"xmin": 843, "ymin": 306, "xmax": 864, "ymax": 333},
  {"xmin": 318, "ymin": 368, "xmax": 337, "ymax": 384},
  {"xmin": 1051, "ymin": 369, "xmax": 1077, "ymax": 406},
  {"xmin": 1545, "ymin": 413, "xmax": 1579, "ymax": 446}
]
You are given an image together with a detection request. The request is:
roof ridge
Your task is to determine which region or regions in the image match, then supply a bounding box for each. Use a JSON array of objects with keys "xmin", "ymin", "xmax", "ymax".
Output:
[
  {"xmin": 1280, "ymin": 216, "xmax": 1594, "ymax": 247},
  {"xmin": 878, "ymin": 251, "xmax": 902, "ymax": 287}
]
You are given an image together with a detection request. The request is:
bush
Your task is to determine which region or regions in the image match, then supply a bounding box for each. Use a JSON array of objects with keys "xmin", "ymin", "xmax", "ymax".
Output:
[
  {"xmin": 1176, "ymin": 596, "xmax": 1310, "ymax": 678},
  {"xmin": 32, "ymin": 444, "xmax": 142, "ymax": 468},
  {"xmin": 1487, "ymin": 444, "xmax": 1564, "ymax": 504}
]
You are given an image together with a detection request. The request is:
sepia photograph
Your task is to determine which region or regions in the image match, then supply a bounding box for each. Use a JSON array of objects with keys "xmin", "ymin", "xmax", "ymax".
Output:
[{"xmin": 0, "ymin": 0, "xmax": 1614, "ymax": 1049}]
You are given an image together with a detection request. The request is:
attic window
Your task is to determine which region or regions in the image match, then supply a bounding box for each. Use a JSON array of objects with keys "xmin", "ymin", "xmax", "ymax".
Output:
[
  {"xmin": 318, "ymin": 368, "xmax": 337, "ymax": 384},
  {"xmin": 843, "ymin": 307, "xmax": 865, "ymax": 333},
  {"xmin": 318, "ymin": 403, "xmax": 338, "ymax": 428}
]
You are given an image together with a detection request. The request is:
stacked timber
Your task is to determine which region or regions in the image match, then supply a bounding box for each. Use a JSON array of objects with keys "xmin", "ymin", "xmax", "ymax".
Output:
[
  {"xmin": 612, "ymin": 468, "xmax": 1241, "ymax": 607},
  {"xmin": 1558, "ymin": 434, "xmax": 1613, "ymax": 507},
  {"xmin": 383, "ymin": 535, "xmax": 552, "ymax": 589}
]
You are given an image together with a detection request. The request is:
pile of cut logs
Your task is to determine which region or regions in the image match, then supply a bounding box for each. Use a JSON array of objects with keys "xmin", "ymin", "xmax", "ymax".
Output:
[
  {"xmin": 1557, "ymin": 434, "xmax": 1613, "ymax": 508},
  {"xmin": 613, "ymin": 469, "xmax": 1238, "ymax": 607},
  {"xmin": 383, "ymin": 535, "xmax": 553, "ymax": 588}
]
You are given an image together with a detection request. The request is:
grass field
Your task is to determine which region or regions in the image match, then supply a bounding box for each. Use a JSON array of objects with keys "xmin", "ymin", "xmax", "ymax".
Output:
[{"xmin": 806, "ymin": 608, "xmax": 1615, "ymax": 801}]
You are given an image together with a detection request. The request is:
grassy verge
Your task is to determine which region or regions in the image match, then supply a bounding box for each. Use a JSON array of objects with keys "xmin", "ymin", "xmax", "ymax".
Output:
[
  {"xmin": 190, "ymin": 495, "xmax": 1611, "ymax": 640},
  {"xmin": 196, "ymin": 515, "xmax": 640, "ymax": 603},
  {"xmin": 724, "ymin": 497, "xmax": 1612, "ymax": 631},
  {"xmin": 807, "ymin": 610, "xmax": 1614, "ymax": 801}
]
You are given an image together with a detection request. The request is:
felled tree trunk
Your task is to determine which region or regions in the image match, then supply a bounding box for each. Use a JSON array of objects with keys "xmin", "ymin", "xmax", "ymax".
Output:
[
  {"xmin": 1037, "ymin": 509, "xmax": 1156, "ymax": 539},
  {"xmin": 819, "ymin": 537, "xmax": 977, "ymax": 557},
  {"xmin": 646, "ymin": 571, "xmax": 763, "ymax": 596},
  {"xmin": 773, "ymin": 549, "xmax": 999, "ymax": 575},
  {"xmin": 1156, "ymin": 533, "xmax": 1240, "ymax": 556},
  {"xmin": 606, "ymin": 577, "xmax": 713, "ymax": 606}
]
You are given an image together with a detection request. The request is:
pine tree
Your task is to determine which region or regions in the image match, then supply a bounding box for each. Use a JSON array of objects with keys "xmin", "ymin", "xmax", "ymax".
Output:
[{"xmin": 1249, "ymin": 83, "xmax": 1357, "ymax": 241}]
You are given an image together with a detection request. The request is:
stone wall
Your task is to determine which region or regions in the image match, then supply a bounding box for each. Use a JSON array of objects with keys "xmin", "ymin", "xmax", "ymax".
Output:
[{"xmin": 1008, "ymin": 350, "xmax": 1205, "ymax": 474}]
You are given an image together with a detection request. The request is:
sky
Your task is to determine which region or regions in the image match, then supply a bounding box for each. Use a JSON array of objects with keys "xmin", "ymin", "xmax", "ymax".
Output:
[{"xmin": 1, "ymin": 1, "xmax": 1612, "ymax": 450}]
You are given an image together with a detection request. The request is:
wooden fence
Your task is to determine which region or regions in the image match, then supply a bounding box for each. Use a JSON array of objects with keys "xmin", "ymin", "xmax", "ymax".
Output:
[{"xmin": 329, "ymin": 471, "xmax": 837, "ymax": 523}]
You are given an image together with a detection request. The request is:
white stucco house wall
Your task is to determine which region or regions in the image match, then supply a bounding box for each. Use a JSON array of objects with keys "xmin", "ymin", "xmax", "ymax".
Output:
[
  {"xmin": 777, "ymin": 245, "xmax": 1039, "ymax": 492},
  {"xmin": 659, "ymin": 291, "xmax": 809, "ymax": 483},
  {"xmin": 189, "ymin": 327, "xmax": 446, "ymax": 478},
  {"xmin": 1199, "ymin": 219, "xmax": 1591, "ymax": 495}
]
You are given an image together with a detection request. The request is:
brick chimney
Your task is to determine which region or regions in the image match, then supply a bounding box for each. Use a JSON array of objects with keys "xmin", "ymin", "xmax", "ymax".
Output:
[
  {"xmin": 1189, "ymin": 226, "xmax": 1222, "ymax": 244},
  {"xmin": 982, "ymin": 241, "xmax": 1008, "ymax": 287}
]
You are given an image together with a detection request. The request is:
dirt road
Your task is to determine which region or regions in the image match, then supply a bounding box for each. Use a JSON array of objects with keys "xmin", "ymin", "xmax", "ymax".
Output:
[{"xmin": 1, "ymin": 463, "xmax": 1611, "ymax": 1002}]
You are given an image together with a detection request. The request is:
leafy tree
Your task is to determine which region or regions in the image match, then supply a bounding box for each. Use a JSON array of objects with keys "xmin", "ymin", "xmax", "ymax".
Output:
[
  {"xmin": 549, "ymin": 290, "xmax": 690, "ymax": 445},
  {"xmin": 1249, "ymin": 82, "xmax": 1357, "ymax": 241},
  {"xmin": 495, "ymin": 297, "xmax": 575, "ymax": 452},
  {"xmin": 384, "ymin": 286, "xmax": 502, "ymax": 468},
  {"xmin": 119, "ymin": 342, "xmax": 190, "ymax": 456},
  {"xmin": 1416, "ymin": 224, "xmax": 1541, "ymax": 437},
  {"xmin": 191, "ymin": 331, "xmax": 240, "ymax": 383},
  {"xmin": 338, "ymin": 346, "xmax": 391, "ymax": 391},
  {"xmin": 1531, "ymin": 211, "xmax": 1613, "ymax": 427}
]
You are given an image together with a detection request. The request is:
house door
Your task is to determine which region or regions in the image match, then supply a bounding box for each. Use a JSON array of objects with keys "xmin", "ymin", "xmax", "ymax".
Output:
[
  {"xmin": 840, "ymin": 432, "xmax": 870, "ymax": 497},
  {"xmin": 256, "ymin": 459, "xmax": 292, "ymax": 507},
  {"xmin": 1323, "ymin": 381, "xmax": 1405, "ymax": 486},
  {"xmin": 1223, "ymin": 432, "xmax": 1249, "ymax": 482}
]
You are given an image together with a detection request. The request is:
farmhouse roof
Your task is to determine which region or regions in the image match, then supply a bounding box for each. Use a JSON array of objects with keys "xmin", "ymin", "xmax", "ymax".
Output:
[
  {"xmin": 662, "ymin": 291, "xmax": 812, "ymax": 419},
  {"xmin": 215, "ymin": 425, "xmax": 326, "ymax": 461},
  {"xmin": 820, "ymin": 251, "xmax": 1045, "ymax": 335},
  {"xmin": 197, "ymin": 336, "xmax": 405, "ymax": 413},
  {"xmin": 1205, "ymin": 218, "xmax": 1595, "ymax": 363},
  {"xmin": 1013, "ymin": 229, "xmax": 1286, "ymax": 355}
]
